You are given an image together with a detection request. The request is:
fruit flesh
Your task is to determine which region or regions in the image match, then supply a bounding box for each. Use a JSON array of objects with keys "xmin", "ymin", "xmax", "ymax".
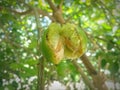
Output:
[
  {"xmin": 41, "ymin": 23, "xmax": 64, "ymax": 64},
  {"xmin": 41, "ymin": 23, "xmax": 87, "ymax": 64},
  {"xmin": 61, "ymin": 23, "xmax": 87, "ymax": 59}
]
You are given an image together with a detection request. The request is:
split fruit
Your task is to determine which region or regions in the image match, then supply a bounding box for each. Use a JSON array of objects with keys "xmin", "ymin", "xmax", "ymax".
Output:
[{"xmin": 40, "ymin": 23, "xmax": 87, "ymax": 64}]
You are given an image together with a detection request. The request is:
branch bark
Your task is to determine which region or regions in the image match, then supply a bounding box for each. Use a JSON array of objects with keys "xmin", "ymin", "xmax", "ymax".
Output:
[
  {"xmin": 81, "ymin": 54, "xmax": 97, "ymax": 75},
  {"xmin": 46, "ymin": 0, "xmax": 65, "ymax": 23},
  {"xmin": 33, "ymin": 7, "xmax": 45, "ymax": 90},
  {"xmin": 46, "ymin": 0, "xmax": 57, "ymax": 11},
  {"xmin": 37, "ymin": 57, "xmax": 45, "ymax": 90},
  {"xmin": 72, "ymin": 60, "xmax": 96, "ymax": 90},
  {"xmin": 81, "ymin": 54, "xmax": 108, "ymax": 90}
]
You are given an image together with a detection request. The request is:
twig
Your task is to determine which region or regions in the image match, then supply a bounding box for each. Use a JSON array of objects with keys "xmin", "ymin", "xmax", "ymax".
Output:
[
  {"xmin": 36, "ymin": 8, "xmax": 55, "ymax": 21},
  {"xmin": 60, "ymin": 0, "xmax": 64, "ymax": 6},
  {"xmin": 37, "ymin": 56, "xmax": 45, "ymax": 90},
  {"xmin": 0, "ymin": 23, "xmax": 38, "ymax": 60},
  {"xmin": 46, "ymin": 0, "xmax": 65, "ymax": 23},
  {"xmin": 81, "ymin": 54, "xmax": 108, "ymax": 90},
  {"xmin": 96, "ymin": 0, "xmax": 120, "ymax": 25},
  {"xmin": 81, "ymin": 54, "xmax": 97, "ymax": 75},
  {"xmin": 46, "ymin": 0, "xmax": 57, "ymax": 11},
  {"xmin": 95, "ymin": 36, "xmax": 120, "ymax": 50},
  {"xmin": 0, "ymin": 6, "xmax": 32, "ymax": 15},
  {"xmin": 33, "ymin": 7, "xmax": 45, "ymax": 90},
  {"xmin": 72, "ymin": 60, "xmax": 96, "ymax": 90},
  {"xmin": 0, "ymin": 6, "xmax": 55, "ymax": 21},
  {"xmin": 97, "ymin": 56, "xmax": 102, "ymax": 73}
]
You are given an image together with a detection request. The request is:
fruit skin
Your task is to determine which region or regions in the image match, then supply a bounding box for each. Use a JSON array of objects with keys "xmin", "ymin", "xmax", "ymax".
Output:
[
  {"xmin": 60, "ymin": 23, "xmax": 87, "ymax": 59},
  {"xmin": 41, "ymin": 23, "xmax": 87, "ymax": 64},
  {"xmin": 40, "ymin": 23, "xmax": 64, "ymax": 64}
]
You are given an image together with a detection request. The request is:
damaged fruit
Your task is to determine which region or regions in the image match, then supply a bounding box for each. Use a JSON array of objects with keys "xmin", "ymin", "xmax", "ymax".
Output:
[{"xmin": 41, "ymin": 23, "xmax": 87, "ymax": 64}]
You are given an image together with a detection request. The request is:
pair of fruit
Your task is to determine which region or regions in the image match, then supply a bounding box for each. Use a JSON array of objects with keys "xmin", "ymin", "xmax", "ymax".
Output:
[{"xmin": 41, "ymin": 23, "xmax": 87, "ymax": 64}]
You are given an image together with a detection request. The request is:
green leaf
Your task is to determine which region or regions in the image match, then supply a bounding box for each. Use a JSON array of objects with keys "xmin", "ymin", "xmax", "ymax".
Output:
[
  {"xmin": 101, "ymin": 59, "xmax": 107, "ymax": 68},
  {"xmin": 109, "ymin": 61, "xmax": 119, "ymax": 74},
  {"xmin": 12, "ymin": 81, "xmax": 18, "ymax": 88},
  {"xmin": 54, "ymin": 0, "xmax": 61, "ymax": 5},
  {"xmin": 107, "ymin": 42, "xmax": 114, "ymax": 50}
]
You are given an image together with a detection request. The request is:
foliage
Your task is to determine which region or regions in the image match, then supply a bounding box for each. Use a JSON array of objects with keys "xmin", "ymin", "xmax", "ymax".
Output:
[{"xmin": 0, "ymin": 0, "xmax": 120, "ymax": 89}]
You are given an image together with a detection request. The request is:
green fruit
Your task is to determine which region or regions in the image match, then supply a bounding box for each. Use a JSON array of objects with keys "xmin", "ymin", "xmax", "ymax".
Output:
[
  {"xmin": 40, "ymin": 23, "xmax": 64, "ymax": 64},
  {"xmin": 41, "ymin": 23, "xmax": 87, "ymax": 64},
  {"xmin": 60, "ymin": 23, "xmax": 87, "ymax": 59}
]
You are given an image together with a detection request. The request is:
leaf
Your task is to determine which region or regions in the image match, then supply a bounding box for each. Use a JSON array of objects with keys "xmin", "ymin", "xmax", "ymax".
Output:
[
  {"xmin": 57, "ymin": 60, "xmax": 78, "ymax": 81},
  {"xmin": 109, "ymin": 61, "xmax": 119, "ymax": 74},
  {"xmin": 54, "ymin": 0, "xmax": 61, "ymax": 5},
  {"xmin": 101, "ymin": 59, "xmax": 107, "ymax": 68},
  {"xmin": 107, "ymin": 42, "xmax": 114, "ymax": 50},
  {"xmin": 12, "ymin": 81, "xmax": 18, "ymax": 88}
]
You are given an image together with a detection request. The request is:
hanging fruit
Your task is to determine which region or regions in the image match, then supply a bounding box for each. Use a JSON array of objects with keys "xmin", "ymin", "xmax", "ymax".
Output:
[
  {"xmin": 60, "ymin": 23, "xmax": 87, "ymax": 59},
  {"xmin": 40, "ymin": 23, "xmax": 87, "ymax": 64}
]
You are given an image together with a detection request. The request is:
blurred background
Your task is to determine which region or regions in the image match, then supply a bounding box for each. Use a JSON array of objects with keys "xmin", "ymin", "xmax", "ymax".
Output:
[{"xmin": 0, "ymin": 0, "xmax": 120, "ymax": 90}]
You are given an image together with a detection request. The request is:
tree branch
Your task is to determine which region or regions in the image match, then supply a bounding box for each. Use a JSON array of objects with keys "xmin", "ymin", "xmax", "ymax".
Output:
[
  {"xmin": 72, "ymin": 60, "xmax": 96, "ymax": 90},
  {"xmin": 95, "ymin": 36, "xmax": 120, "ymax": 50},
  {"xmin": 0, "ymin": 6, "xmax": 55, "ymax": 22},
  {"xmin": 46, "ymin": 0, "xmax": 65, "ymax": 23},
  {"xmin": 37, "ymin": 56, "xmax": 45, "ymax": 90},
  {"xmin": 81, "ymin": 54, "xmax": 108, "ymax": 90},
  {"xmin": 0, "ymin": 23, "xmax": 38, "ymax": 60},
  {"xmin": 33, "ymin": 7, "xmax": 45, "ymax": 90},
  {"xmin": 81, "ymin": 54, "xmax": 97, "ymax": 75},
  {"xmin": 96, "ymin": 0, "xmax": 120, "ymax": 25},
  {"xmin": 0, "ymin": 6, "xmax": 32, "ymax": 15},
  {"xmin": 46, "ymin": 0, "xmax": 57, "ymax": 11},
  {"xmin": 36, "ymin": 8, "xmax": 55, "ymax": 22}
]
